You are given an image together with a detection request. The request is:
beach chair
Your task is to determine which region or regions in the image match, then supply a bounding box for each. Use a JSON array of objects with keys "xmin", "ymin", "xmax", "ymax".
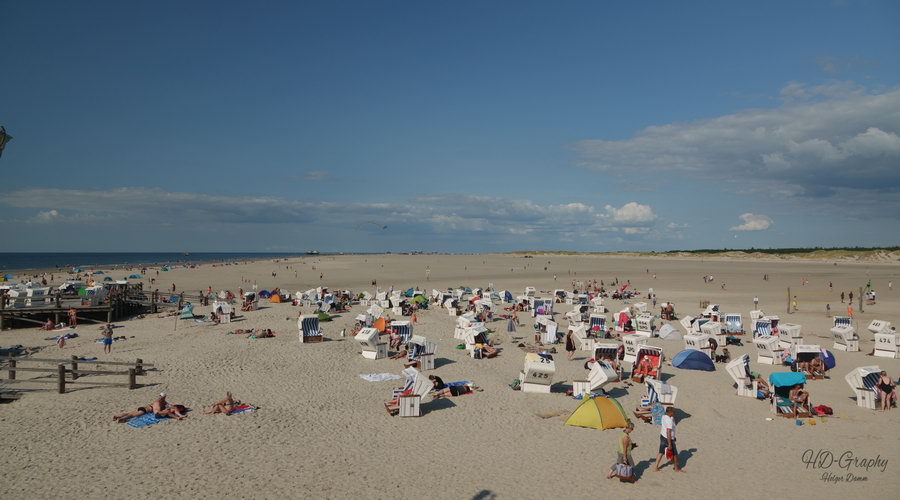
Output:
[
  {"xmin": 700, "ymin": 321, "xmax": 726, "ymax": 345},
  {"xmin": 777, "ymin": 323, "xmax": 803, "ymax": 350},
  {"xmin": 588, "ymin": 314, "xmax": 607, "ymax": 337},
  {"xmin": 390, "ymin": 321, "xmax": 413, "ymax": 345},
  {"xmin": 634, "ymin": 312, "xmax": 655, "ymax": 336},
  {"xmin": 754, "ymin": 336, "xmax": 783, "ymax": 365},
  {"xmin": 726, "ymin": 354, "xmax": 758, "ymax": 398},
  {"xmin": 463, "ymin": 326, "xmax": 494, "ymax": 358},
  {"xmin": 632, "ymin": 302, "xmax": 648, "ymax": 314},
  {"xmin": 646, "ymin": 378, "xmax": 678, "ymax": 406},
  {"xmin": 766, "ymin": 315, "xmax": 781, "ymax": 332},
  {"xmin": 844, "ymin": 366, "xmax": 883, "ymax": 409},
  {"xmin": 454, "ymin": 313, "xmax": 475, "ymax": 340},
  {"xmin": 679, "ymin": 315, "xmax": 697, "ymax": 335},
  {"xmin": 659, "ymin": 302, "xmax": 676, "ymax": 320},
  {"xmin": 631, "ymin": 346, "xmax": 663, "ymax": 382},
  {"xmin": 405, "ymin": 335, "xmax": 438, "ymax": 370},
  {"xmin": 749, "ymin": 309, "xmax": 765, "ymax": 325},
  {"xmin": 298, "ymin": 315, "xmax": 324, "ymax": 343},
  {"xmin": 874, "ymin": 330, "xmax": 900, "ymax": 359},
  {"xmin": 622, "ymin": 334, "xmax": 648, "ymax": 364},
  {"xmin": 723, "ymin": 314, "xmax": 743, "ymax": 335},
  {"xmin": 831, "ymin": 325, "xmax": 859, "ymax": 352},
  {"xmin": 683, "ymin": 332, "xmax": 712, "ymax": 358},
  {"xmin": 355, "ymin": 327, "xmax": 387, "ymax": 360},
  {"xmin": 753, "ymin": 319, "xmax": 772, "ymax": 339},
  {"xmin": 569, "ymin": 323, "xmax": 593, "ymax": 351},
  {"xmin": 519, "ymin": 352, "xmax": 556, "ymax": 393},
  {"xmin": 534, "ymin": 316, "xmax": 557, "ymax": 344},
  {"xmin": 770, "ymin": 372, "xmax": 810, "ymax": 418},
  {"xmin": 524, "ymin": 286, "xmax": 536, "ymax": 297},
  {"xmin": 212, "ymin": 300, "xmax": 233, "ymax": 324},
  {"xmin": 7, "ymin": 289, "xmax": 27, "ymax": 309},
  {"xmin": 833, "ymin": 316, "xmax": 851, "ymax": 328},
  {"xmin": 26, "ymin": 287, "xmax": 50, "ymax": 306},
  {"xmin": 242, "ymin": 292, "xmax": 259, "ymax": 311},
  {"xmin": 572, "ymin": 360, "xmax": 618, "ymax": 397},
  {"xmin": 791, "ymin": 344, "xmax": 824, "ymax": 379},
  {"xmin": 868, "ymin": 320, "xmax": 891, "ymax": 335},
  {"xmin": 532, "ymin": 298, "xmax": 553, "ymax": 318},
  {"xmin": 385, "ymin": 368, "xmax": 432, "ymax": 417}
]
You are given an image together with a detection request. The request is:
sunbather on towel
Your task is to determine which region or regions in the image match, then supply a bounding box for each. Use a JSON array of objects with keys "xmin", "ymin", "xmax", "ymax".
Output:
[
  {"xmin": 41, "ymin": 318, "xmax": 54, "ymax": 331},
  {"xmin": 389, "ymin": 349, "xmax": 408, "ymax": 360},
  {"xmin": 113, "ymin": 404, "xmax": 152, "ymax": 423},
  {"xmin": 203, "ymin": 392, "xmax": 240, "ymax": 415},
  {"xmin": 429, "ymin": 375, "xmax": 476, "ymax": 398},
  {"xmin": 152, "ymin": 393, "xmax": 187, "ymax": 420}
]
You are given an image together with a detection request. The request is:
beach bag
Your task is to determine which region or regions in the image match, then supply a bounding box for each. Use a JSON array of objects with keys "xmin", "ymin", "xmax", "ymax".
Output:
[
  {"xmin": 665, "ymin": 447, "xmax": 674, "ymax": 460},
  {"xmin": 813, "ymin": 405, "xmax": 833, "ymax": 416},
  {"xmin": 615, "ymin": 463, "xmax": 633, "ymax": 481}
]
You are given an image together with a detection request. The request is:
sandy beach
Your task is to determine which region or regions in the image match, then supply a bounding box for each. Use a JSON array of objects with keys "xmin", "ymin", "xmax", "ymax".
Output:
[{"xmin": 1, "ymin": 253, "xmax": 898, "ymax": 499}]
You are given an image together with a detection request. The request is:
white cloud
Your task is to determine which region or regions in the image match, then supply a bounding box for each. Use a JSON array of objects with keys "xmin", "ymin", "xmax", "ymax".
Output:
[
  {"xmin": 303, "ymin": 171, "xmax": 328, "ymax": 181},
  {"xmin": 0, "ymin": 188, "xmax": 669, "ymax": 243},
  {"xmin": 730, "ymin": 213, "xmax": 774, "ymax": 231},
  {"xmin": 575, "ymin": 84, "xmax": 900, "ymax": 205},
  {"xmin": 31, "ymin": 209, "xmax": 59, "ymax": 223}
]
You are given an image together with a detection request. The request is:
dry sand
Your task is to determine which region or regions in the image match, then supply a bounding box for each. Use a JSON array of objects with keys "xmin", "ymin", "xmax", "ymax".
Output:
[{"xmin": 1, "ymin": 253, "xmax": 899, "ymax": 499}]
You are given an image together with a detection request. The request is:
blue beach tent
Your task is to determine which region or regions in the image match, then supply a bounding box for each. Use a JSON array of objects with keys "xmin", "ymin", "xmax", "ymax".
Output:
[
  {"xmin": 672, "ymin": 349, "xmax": 715, "ymax": 371},
  {"xmin": 129, "ymin": 274, "xmax": 141, "ymax": 279}
]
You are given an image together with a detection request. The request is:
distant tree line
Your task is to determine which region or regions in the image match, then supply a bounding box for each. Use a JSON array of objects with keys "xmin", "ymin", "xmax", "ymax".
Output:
[{"xmin": 659, "ymin": 246, "xmax": 900, "ymax": 255}]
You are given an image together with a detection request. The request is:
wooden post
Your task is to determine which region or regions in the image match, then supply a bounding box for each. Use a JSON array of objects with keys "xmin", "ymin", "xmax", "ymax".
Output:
[
  {"xmin": 859, "ymin": 286, "xmax": 864, "ymax": 313},
  {"xmin": 107, "ymin": 309, "xmax": 113, "ymax": 323},
  {"xmin": 71, "ymin": 355, "xmax": 79, "ymax": 380},
  {"xmin": 135, "ymin": 358, "xmax": 144, "ymax": 375},
  {"xmin": 787, "ymin": 287, "xmax": 791, "ymax": 315},
  {"xmin": 57, "ymin": 364, "xmax": 66, "ymax": 394},
  {"xmin": 128, "ymin": 368, "xmax": 136, "ymax": 389},
  {"xmin": 8, "ymin": 356, "xmax": 15, "ymax": 380}
]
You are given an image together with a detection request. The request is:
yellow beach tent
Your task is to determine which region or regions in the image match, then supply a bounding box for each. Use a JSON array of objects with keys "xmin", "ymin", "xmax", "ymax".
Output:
[{"xmin": 564, "ymin": 396, "xmax": 630, "ymax": 430}]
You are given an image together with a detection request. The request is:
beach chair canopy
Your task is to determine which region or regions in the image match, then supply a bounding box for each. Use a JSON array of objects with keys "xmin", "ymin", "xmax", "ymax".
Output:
[
  {"xmin": 818, "ymin": 349, "xmax": 836, "ymax": 370},
  {"xmin": 565, "ymin": 396, "xmax": 630, "ymax": 430},
  {"xmin": 657, "ymin": 324, "xmax": 681, "ymax": 340},
  {"xmin": 769, "ymin": 371, "xmax": 806, "ymax": 387},
  {"xmin": 672, "ymin": 349, "xmax": 715, "ymax": 371}
]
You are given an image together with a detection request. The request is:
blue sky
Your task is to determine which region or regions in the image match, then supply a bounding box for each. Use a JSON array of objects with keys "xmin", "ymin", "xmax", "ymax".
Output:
[{"xmin": 1, "ymin": 0, "xmax": 898, "ymax": 252}]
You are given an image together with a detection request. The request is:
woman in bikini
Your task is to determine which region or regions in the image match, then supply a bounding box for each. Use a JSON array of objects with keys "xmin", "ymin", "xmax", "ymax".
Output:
[{"xmin": 203, "ymin": 392, "xmax": 240, "ymax": 415}]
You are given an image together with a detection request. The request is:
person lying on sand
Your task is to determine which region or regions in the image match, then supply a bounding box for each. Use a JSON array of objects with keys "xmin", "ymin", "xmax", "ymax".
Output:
[
  {"xmin": 113, "ymin": 404, "xmax": 152, "ymax": 423},
  {"xmin": 203, "ymin": 392, "xmax": 240, "ymax": 415},
  {"xmin": 389, "ymin": 349, "xmax": 408, "ymax": 360},
  {"xmin": 429, "ymin": 375, "xmax": 481, "ymax": 399}
]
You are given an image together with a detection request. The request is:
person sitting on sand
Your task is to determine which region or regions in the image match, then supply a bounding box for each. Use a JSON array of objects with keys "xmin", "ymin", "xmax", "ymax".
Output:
[
  {"xmin": 152, "ymin": 393, "xmax": 187, "ymax": 420},
  {"xmin": 715, "ymin": 348, "xmax": 731, "ymax": 363},
  {"xmin": 41, "ymin": 318, "xmax": 54, "ymax": 331},
  {"xmin": 203, "ymin": 392, "xmax": 240, "ymax": 415},
  {"xmin": 113, "ymin": 403, "xmax": 153, "ymax": 423}
]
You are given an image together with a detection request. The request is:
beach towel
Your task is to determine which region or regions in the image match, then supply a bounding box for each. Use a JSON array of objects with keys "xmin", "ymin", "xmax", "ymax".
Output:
[
  {"xmin": 126, "ymin": 413, "xmax": 170, "ymax": 428},
  {"xmin": 230, "ymin": 404, "xmax": 256, "ymax": 415},
  {"xmin": 45, "ymin": 333, "xmax": 78, "ymax": 341},
  {"xmin": 359, "ymin": 373, "xmax": 403, "ymax": 382}
]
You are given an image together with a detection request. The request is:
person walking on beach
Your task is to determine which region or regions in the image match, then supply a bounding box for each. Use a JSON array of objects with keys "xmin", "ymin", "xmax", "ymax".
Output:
[
  {"xmin": 607, "ymin": 422, "xmax": 636, "ymax": 480},
  {"xmin": 565, "ymin": 329, "xmax": 576, "ymax": 361},
  {"xmin": 171, "ymin": 283, "xmax": 176, "ymax": 293},
  {"xmin": 655, "ymin": 407, "xmax": 684, "ymax": 472},
  {"xmin": 753, "ymin": 296, "xmax": 759, "ymax": 309},
  {"xmin": 826, "ymin": 304, "xmax": 831, "ymax": 317},
  {"xmin": 792, "ymin": 296, "xmax": 798, "ymax": 312},
  {"xmin": 849, "ymin": 290, "xmax": 854, "ymax": 303},
  {"xmin": 840, "ymin": 291, "xmax": 845, "ymax": 303}
]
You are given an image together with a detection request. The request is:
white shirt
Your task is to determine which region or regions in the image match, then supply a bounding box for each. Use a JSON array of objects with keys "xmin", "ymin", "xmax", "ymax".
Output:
[{"xmin": 660, "ymin": 414, "xmax": 676, "ymax": 439}]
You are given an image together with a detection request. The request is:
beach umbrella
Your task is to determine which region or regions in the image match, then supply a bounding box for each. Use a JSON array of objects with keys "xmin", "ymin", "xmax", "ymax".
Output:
[
  {"xmin": 3, "ymin": 273, "xmax": 14, "ymax": 279},
  {"xmin": 73, "ymin": 268, "xmax": 82, "ymax": 273},
  {"xmin": 565, "ymin": 396, "xmax": 630, "ymax": 430},
  {"xmin": 672, "ymin": 349, "xmax": 715, "ymax": 371}
]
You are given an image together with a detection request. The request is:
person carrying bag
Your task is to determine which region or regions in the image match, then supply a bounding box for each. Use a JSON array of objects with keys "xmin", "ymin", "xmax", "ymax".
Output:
[{"xmin": 607, "ymin": 422, "xmax": 636, "ymax": 482}]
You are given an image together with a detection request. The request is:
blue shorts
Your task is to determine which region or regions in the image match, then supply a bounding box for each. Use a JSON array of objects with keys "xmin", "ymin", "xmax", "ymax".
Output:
[
  {"xmin": 102, "ymin": 338, "xmax": 113, "ymax": 346},
  {"xmin": 659, "ymin": 435, "xmax": 677, "ymax": 455}
]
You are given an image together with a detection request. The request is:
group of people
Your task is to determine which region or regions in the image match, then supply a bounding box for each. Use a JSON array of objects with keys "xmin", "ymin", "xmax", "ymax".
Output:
[
  {"xmin": 606, "ymin": 406, "xmax": 685, "ymax": 481},
  {"xmin": 112, "ymin": 392, "xmax": 247, "ymax": 423}
]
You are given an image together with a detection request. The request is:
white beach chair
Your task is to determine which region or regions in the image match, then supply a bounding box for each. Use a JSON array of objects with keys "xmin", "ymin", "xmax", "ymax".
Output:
[
  {"xmin": 633, "ymin": 302, "xmax": 648, "ymax": 314},
  {"xmin": 833, "ymin": 316, "xmax": 851, "ymax": 328},
  {"xmin": 831, "ymin": 325, "xmax": 859, "ymax": 352},
  {"xmin": 634, "ymin": 312, "xmax": 656, "ymax": 336},
  {"xmin": 683, "ymin": 332, "xmax": 712, "ymax": 358},
  {"xmin": 392, "ymin": 368, "xmax": 433, "ymax": 417},
  {"xmin": 700, "ymin": 321, "xmax": 725, "ymax": 345},
  {"xmin": 777, "ymin": 322, "xmax": 803, "ymax": 350},
  {"xmin": 723, "ymin": 314, "xmax": 743, "ymax": 335},
  {"xmin": 754, "ymin": 319, "xmax": 772, "ymax": 338},
  {"xmin": 355, "ymin": 327, "xmax": 387, "ymax": 360},
  {"xmin": 726, "ymin": 354, "xmax": 757, "ymax": 398},
  {"xmin": 298, "ymin": 315, "xmax": 323, "ymax": 343},
  {"xmin": 212, "ymin": 300, "xmax": 233, "ymax": 324},
  {"xmin": 391, "ymin": 320, "xmax": 412, "ymax": 345},
  {"xmin": 868, "ymin": 320, "xmax": 891, "ymax": 335},
  {"xmin": 524, "ymin": 286, "xmax": 536, "ymax": 297},
  {"xmin": 406, "ymin": 334, "xmax": 438, "ymax": 370},
  {"xmin": 519, "ymin": 352, "xmax": 556, "ymax": 393},
  {"xmin": 749, "ymin": 309, "xmax": 765, "ymax": 324},
  {"xmin": 588, "ymin": 314, "xmax": 607, "ymax": 336},
  {"xmin": 844, "ymin": 366, "xmax": 882, "ymax": 409},
  {"xmin": 679, "ymin": 315, "xmax": 697, "ymax": 335},
  {"xmin": 754, "ymin": 336, "xmax": 783, "ymax": 365},
  {"xmin": 532, "ymin": 298, "xmax": 553, "ymax": 318},
  {"xmin": 646, "ymin": 378, "xmax": 678, "ymax": 406},
  {"xmin": 874, "ymin": 330, "xmax": 900, "ymax": 359},
  {"xmin": 791, "ymin": 344, "xmax": 824, "ymax": 379},
  {"xmin": 622, "ymin": 334, "xmax": 649, "ymax": 364},
  {"xmin": 572, "ymin": 360, "xmax": 618, "ymax": 397},
  {"xmin": 569, "ymin": 323, "xmax": 593, "ymax": 351}
]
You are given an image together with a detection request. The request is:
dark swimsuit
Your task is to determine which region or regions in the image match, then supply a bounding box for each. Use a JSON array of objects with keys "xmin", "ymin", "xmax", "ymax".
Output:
[{"xmin": 879, "ymin": 382, "xmax": 894, "ymax": 394}]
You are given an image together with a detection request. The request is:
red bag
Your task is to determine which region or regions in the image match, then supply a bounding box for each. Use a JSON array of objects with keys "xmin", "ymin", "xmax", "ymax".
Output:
[
  {"xmin": 665, "ymin": 447, "xmax": 674, "ymax": 459},
  {"xmin": 813, "ymin": 405, "xmax": 833, "ymax": 416}
]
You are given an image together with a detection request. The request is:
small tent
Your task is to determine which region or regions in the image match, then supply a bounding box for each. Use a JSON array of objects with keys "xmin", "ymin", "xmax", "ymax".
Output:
[
  {"xmin": 564, "ymin": 396, "xmax": 630, "ymax": 430},
  {"xmin": 93, "ymin": 270, "xmax": 105, "ymax": 275},
  {"xmin": 372, "ymin": 317, "xmax": 386, "ymax": 333},
  {"xmin": 317, "ymin": 311, "xmax": 333, "ymax": 322},
  {"xmin": 258, "ymin": 290, "xmax": 271, "ymax": 298},
  {"xmin": 404, "ymin": 288, "xmax": 414, "ymax": 297},
  {"xmin": 179, "ymin": 304, "xmax": 195, "ymax": 319},
  {"xmin": 657, "ymin": 323, "xmax": 681, "ymax": 340},
  {"xmin": 129, "ymin": 274, "xmax": 141, "ymax": 279},
  {"xmin": 672, "ymin": 349, "xmax": 715, "ymax": 371},
  {"xmin": 103, "ymin": 277, "xmax": 113, "ymax": 281},
  {"xmin": 270, "ymin": 293, "xmax": 282, "ymax": 303},
  {"xmin": 3, "ymin": 273, "xmax": 14, "ymax": 280}
]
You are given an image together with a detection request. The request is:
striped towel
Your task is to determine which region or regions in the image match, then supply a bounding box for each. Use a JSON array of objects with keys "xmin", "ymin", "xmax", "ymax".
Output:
[{"xmin": 230, "ymin": 404, "xmax": 256, "ymax": 415}]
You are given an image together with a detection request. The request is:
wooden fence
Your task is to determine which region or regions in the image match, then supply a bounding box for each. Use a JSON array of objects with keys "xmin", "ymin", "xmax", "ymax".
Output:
[{"xmin": 1, "ymin": 355, "xmax": 154, "ymax": 394}]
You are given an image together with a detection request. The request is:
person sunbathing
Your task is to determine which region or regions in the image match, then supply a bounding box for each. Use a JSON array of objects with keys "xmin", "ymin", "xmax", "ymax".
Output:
[
  {"xmin": 636, "ymin": 356, "xmax": 653, "ymax": 376},
  {"xmin": 429, "ymin": 375, "xmax": 477, "ymax": 398},
  {"xmin": 750, "ymin": 374, "xmax": 770, "ymax": 399},
  {"xmin": 203, "ymin": 392, "xmax": 240, "ymax": 415},
  {"xmin": 152, "ymin": 393, "xmax": 187, "ymax": 420},
  {"xmin": 809, "ymin": 357, "xmax": 825, "ymax": 375},
  {"xmin": 789, "ymin": 385, "xmax": 809, "ymax": 415},
  {"xmin": 41, "ymin": 318, "xmax": 54, "ymax": 331},
  {"xmin": 113, "ymin": 404, "xmax": 152, "ymax": 423},
  {"xmin": 389, "ymin": 349, "xmax": 408, "ymax": 360},
  {"xmin": 251, "ymin": 329, "xmax": 274, "ymax": 338},
  {"xmin": 796, "ymin": 359, "xmax": 811, "ymax": 374}
]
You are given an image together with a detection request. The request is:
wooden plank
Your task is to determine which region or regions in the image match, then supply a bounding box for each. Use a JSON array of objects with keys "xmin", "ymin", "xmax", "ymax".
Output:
[
  {"xmin": 4, "ymin": 358, "xmax": 155, "ymax": 367},
  {"xmin": 0, "ymin": 378, "xmax": 59, "ymax": 384}
]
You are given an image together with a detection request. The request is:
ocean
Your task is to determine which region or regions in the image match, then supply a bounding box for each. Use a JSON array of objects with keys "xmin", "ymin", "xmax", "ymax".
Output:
[{"xmin": 0, "ymin": 252, "xmax": 311, "ymax": 272}]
